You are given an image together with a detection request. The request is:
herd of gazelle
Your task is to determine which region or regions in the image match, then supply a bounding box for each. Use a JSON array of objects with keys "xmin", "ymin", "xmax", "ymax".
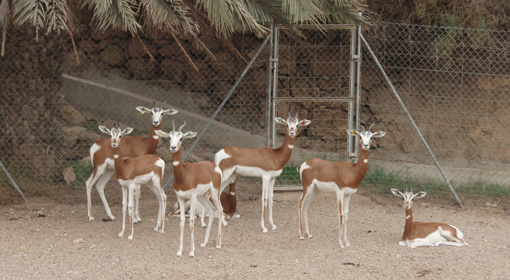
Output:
[{"xmin": 86, "ymin": 103, "xmax": 467, "ymax": 256}]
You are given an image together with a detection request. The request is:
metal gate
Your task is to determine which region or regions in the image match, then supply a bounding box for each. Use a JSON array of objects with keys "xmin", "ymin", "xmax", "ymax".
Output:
[{"xmin": 269, "ymin": 24, "xmax": 362, "ymax": 189}]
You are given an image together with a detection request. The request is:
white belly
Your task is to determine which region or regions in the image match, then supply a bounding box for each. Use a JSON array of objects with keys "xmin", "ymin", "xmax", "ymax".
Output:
[
  {"xmin": 118, "ymin": 172, "xmax": 155, "ymax": 186},
  {"xmin": 314, "ymin": 180, "xmax": 358, "ymax": 195},
  {"xmin": 235, "ymin": 165, "xmax": 282, "ymax": 178}
]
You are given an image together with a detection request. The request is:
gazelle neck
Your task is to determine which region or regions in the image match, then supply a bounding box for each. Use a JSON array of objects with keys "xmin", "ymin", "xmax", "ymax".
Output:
[
  {"xmin": 404, "ymin": 208, "xmax": 414, "ymax": 231},
  {"xmin": 275, "ymin": 131, "xmax": 296, "ymax": 163},
  {"xmin": 143, "ymin": 123, "xmax": 162, "ymax": 152},
  {"xmin": 353, "ymin": 146, "xmax": 370, "ymax": 177},
  {"xmin": 171, "ymin": 149, "xmax": 186, "ymax": 185},
  {"xmin": 112, "ymin": 146, "xmax": 127, "ymax": 178}
]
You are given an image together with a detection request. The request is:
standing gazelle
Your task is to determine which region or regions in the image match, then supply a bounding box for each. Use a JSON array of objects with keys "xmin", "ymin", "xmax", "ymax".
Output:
[
  {"xmin": 86, "ymin": 102, "xmax": 177, "ymax": 221},
  {"xmin": 215, "ymin": 108, "xmax": 311, "ymax": 233},
  {"xmin": 98, "ymin": 122, "xmax": 167, "ymax": 240},
  {"xmin": 298, "ymin": 124, "xmax": 386, "ymax": 247},
  {"xmin": 391, "ymin": 189, "xmax": 468, "ymax": 248},
  {"xmin": 156, "ymin": 121, "xmax": 223, "ymax": 257}
]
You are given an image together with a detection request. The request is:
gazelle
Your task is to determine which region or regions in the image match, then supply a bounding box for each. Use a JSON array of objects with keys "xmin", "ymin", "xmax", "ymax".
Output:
[
  {"xmin": 156, "ymin": 121, "xmax": 222, "ymax": 257},
  {"xmin": 215, "ymin": 108, "xmax": 311, "ymax": 232},
  {"xmin": 298, "ymin": 124, "xmax": 386, "ymax": 247},
  {"xmin": 86, "ymin": 102, "xmax": 177, "ymax": 221},
  {"xmin": 391, "ymin": 188, "xmax": 468, "ymax": 248},
  {"xmin": 169, "ymin": 179, "xmax": 239, "ymax": 227},
  {"xmin": 98, "ymin": 122, "xmax": 167, "ymax": 240}
]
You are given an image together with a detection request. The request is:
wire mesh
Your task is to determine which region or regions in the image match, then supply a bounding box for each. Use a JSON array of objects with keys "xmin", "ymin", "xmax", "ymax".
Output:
[{"xmin": 361, "ymin": 22, "xmax": 510, "ymax": 203}]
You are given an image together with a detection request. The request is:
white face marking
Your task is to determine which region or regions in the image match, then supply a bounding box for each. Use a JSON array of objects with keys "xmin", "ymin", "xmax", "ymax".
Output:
[
  {"xmin": 168, "ymin": 131, "xmax": 183, "ymax": 153},
  {"xmin": 288, "ymin": 144, "xmax": 294, "ymax": 149},
  {"xmin": 173, "ymin": 161, "xmax": 180, "ymax": 166},
  {"xmin": 153, "ymin": 135, "xmax": 159, "ymax": 140},
  {"xmin": 363, "ymin": 159, "xmax": 368, "ymax": 163}
]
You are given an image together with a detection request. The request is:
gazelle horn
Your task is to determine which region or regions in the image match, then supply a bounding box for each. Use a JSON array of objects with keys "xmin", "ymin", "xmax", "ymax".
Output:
[
  {"xmin": 160, "ymin": 101, "xmax": 167, "ymax": 108},
  {"xmin": 287, "ymin": 107, "xmax": 291, "ymax": 119},
  {"xmin": 368, "ymin": 123, "xmax": 375, "ymax": 131},
  {"xmin": 359, "ymin": 124, "xmax": 366, "ymax": 132},
  {"xmin": 114, "ymin": 122, "xmax": 120, "ymax": 129},
  {"xmin": 295, "ymin": 107, "xmax": 298, "ymax": 118},
  {"xmin": 179, "ymin": 121, "xmax": 187, "ymax": 133},
  {"xmin": 172, "ymin": 120, "xmax": 176, "ymax": 132}
]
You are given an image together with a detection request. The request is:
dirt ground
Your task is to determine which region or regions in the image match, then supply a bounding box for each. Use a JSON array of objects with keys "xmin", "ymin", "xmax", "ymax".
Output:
[{"xmin": 1, "ymin": 189, "xmax": 509, "ymax": 279}]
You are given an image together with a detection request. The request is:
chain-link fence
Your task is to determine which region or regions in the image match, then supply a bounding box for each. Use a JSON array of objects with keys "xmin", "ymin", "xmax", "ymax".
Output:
[
  {"xmin": 360, "ymin": 22, "xmax": 510, "ymax": 203},
  {"xmin": 1, "ymin": 21, "xmax": 510, "ymax": 207}
]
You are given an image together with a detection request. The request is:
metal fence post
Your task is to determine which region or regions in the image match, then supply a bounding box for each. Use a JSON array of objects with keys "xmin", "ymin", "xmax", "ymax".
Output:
[
  {"xmin": 163, "ymin": 33, "xmax": 273, "ymax": 190},
  {"xmin": 360, "ymin": 32, "xmax": 463, "ymax": 206},
  {"xmin": 0, "ymin": 160, "xmax": 28, "ymax": 202}
]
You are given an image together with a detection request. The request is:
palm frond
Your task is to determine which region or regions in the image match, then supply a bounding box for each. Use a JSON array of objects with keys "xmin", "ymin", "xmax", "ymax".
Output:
[
  {"xmin": 13, "ymin": 0, "xmax": 48, "ymax": 40},
  {"xmin": 82, "ymin": 0, "xmax": 141, "ymax": 34},
  {"xmin": 0, "ymin": 0, "xmax": 10, "ymax": 25},
  {"xmin": 197, "ymin": 0, "xmax": 268, "ymax": 38},
  {"xmin": 46, "ymin": 0, "xmax": 75, "ymax": 35},
  {"xmin": 318, "ymin": 0, "xmax": 367, "ymax": 25},
  {"xmin": 281, "ymin": 0, "xmax": 324, "ymax": 25},
  {"xmin": 140, "ymin": 0, "xmax": 198, "ymax": 36}
]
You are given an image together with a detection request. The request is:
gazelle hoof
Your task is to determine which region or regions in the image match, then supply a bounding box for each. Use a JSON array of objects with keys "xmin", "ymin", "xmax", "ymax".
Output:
[
  {"xmin": 216, "ymin": 245, "xmax": 221, "ymax": 249},
  {"xmin": 271, "ymin": 225, "xmax": 277, "ymax": 231},
  {"xmin": 200, "ymin": 243, "xmax": 207, "ymax": 247},
  {"xmin": 89, "ymin": 217, "xmax": 95, "ymax": 221},
  {"xmin": 189, "ymin": 253, "xmax": 195, "ymax": 258},
  {"xmin": 299, "ymin": 236, "xmax": 305, "ymax": 240},
  {"xmin": 118, "ymin": 233, "xmax": 123, "ymax": 238},
  {"xmin": 262, "ymin": 228, "xmax": 268, "ymax": 233},
  {"xmin": 176, "ymin": 252, "xmax": 182, "ymax": 257},
  {"xmin": 128, "ymin": 236, "xmax": 133, "ymax": 240}
]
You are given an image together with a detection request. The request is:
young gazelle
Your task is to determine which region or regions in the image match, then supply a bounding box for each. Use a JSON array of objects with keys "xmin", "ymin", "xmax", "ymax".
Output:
[
  {"xmin": 86, "ymin": 102, "xmax": 177, "ymax": 221},
  {"xmin": 299, "ymin": 124, "xmax": 386, "ymax": 247},
  {"xmin": 98, "ymin": 123, "xmax": 167, "ymax": 240},
  {"xmin": 156, "ymin": 121, "xmax": 222, "ymax": 257},
  {"xmin": 215, "ymin": 108, "xmax": 311, "ymax": 232},
  {"xmin": 391, "ymin": 189, "xmax": 468, "ymax": 248}
]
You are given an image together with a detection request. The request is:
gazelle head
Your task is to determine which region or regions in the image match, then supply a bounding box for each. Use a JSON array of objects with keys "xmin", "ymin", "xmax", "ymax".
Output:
[
  {"xmin": 391, "ymin": 188, "xmax": 427, "ymax": 210},
  {"xmin": 98, "ymin": 122, "xmax": 133, "ymax": 148},
  {"xmin": 136, "ymin": 101, "xmax": 178, "ymax": 127},
  {"xmin": 155, "ymin": 120, "xmax": 197, "ymax": 153},
  {"xmin": 346, "ymin": 123, "xmax": 386, "ymax": 151},
  {"xmin": 274, "ymin": 107, "xmax": 311, "ymax": 138}
]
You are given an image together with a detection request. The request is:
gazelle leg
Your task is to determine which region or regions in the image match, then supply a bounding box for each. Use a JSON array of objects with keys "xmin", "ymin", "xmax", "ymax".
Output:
[
  {"xmin": 210, "ymin": 188, "xmax": 223, "ymax": 249},
  {"xmin": 127, "ymin": 184, "xmax": 135, "ymax": 240},
  {"xmin": 177, "ymin": 196, "xmax": 186, "ymax": 257},
  {"xmin": 189, "ymin": 194, "xmax": 197, "ymax": 258},
  {"xmin": 336, "ymin": 191, "xmax": 346, "ymax": 247},
  {"xmin": 85, "ymin": 164, "xmax": 107, "ymax": 221},
  {"xmin": 220, "ymin": 173, "xmax": 236, "ymax": 227},
  {"xmin": 268, "ymin": 177, "xmax": 277, "ymax": 231},
  {"xmin": 133, "ymin": 186, "xmax": 142, "ymax": 224},
  {"xmin": 95, "ymin": 168, "xmax": 116, "ymax": 221},
  {"xmin": 146, "ymin": 181, "xmax": 164, "ymax": 232},
  {"xmin": 300, "ymin": 185, "xmax": 318, "ymax": 239},
  {"xmin": 260, "ymin": 176, "xmax": 271, "ymax": 233},
  {"xmin": 342, "ymin": 193, "xmax": 352, "ymax": 247},
  {"xmin": 118, "ymin": 185, "xmax": 128, "ymax": 238},
  {"xmin": 197, "ymin": 193, "xmax": 216, "ymax": 247}
]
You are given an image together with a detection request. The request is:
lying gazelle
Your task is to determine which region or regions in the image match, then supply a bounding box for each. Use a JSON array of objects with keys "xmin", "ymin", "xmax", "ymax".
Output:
[
  {"xmin": 299, "ymin": 124, "xmax": 385, "ymax": 247},
  {"xmin": 215, "ymin": 108, "xmax": 311, "ymax": 232},
  {"xmin": 156, "ymin": 121, "xmax": 222, "ymax": 257},
  {"xmin": 86, "ymin": 101, "xmax": 177, "ymax": 221},
  {"xmin": 391, "ymin": 188, "xmax": 468, "ymax": 248},
  {"xmin": 98, "ymin": 122, "xmax": 167, "ymax": 240}
]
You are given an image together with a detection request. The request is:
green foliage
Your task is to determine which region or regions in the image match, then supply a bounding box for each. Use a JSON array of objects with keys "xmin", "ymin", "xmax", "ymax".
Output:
[
  {"xmin": 67, "ymin": 160, "xmax": 93, "ymax": 188},
  {"xmin": 278, "ymin": 165, "xmax": 301, "ymax": 183}
]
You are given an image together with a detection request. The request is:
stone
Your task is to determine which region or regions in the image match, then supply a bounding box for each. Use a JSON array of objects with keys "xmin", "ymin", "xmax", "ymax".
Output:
[
  {"xmin": 99, "ymin": 46, "xmax": 126, "ymax": 66},
  {"xmin": 59, "ymin": 104, "xmax": 86, "ymax": 124}
]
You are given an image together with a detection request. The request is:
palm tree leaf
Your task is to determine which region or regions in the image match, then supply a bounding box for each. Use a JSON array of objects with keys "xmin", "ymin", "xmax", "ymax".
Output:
[
  {"xmin": 82, "ymin": 0, "xmax": 141, "ymax": 34},
  {"xmin": 45, "ymin": 0, "xmax": 75, "ymax": 35},
  {"xmin": 140, "ymin": 0, "xmax": 198, "ymax": 36},
  {"xmin": 0, "ymin": 0, "xmax": 10, "ymax": 25},
  {"xmin": 13, "ymin": 0, "xmax": 48, "ymax": 28}
]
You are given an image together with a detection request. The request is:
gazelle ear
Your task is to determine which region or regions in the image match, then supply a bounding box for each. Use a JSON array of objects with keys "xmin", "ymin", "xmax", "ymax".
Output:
[
  {"xmin": 274, "ymin": 117, "xmax": 288, "ymax": 125},
  {"xmin": 413, "ymin": 191, "xmax": 427, "ymax": 199},
  {"xmin": 298, "ymin": 119, "xmax": 311, "ymax": 126},
  {"xmin": 391, "ymin": 188, "xmax": 404, "ymax": 198},
  {"xmin": 122, "ymin": 128, "xmax": 133, "ymax": 135},
  {"xmin": 98, "ymin": 126, "xmax": 111, "ymax": 135},
  {"xmin": 346, "ymin": 129, "xmax": 358, "ymax": 136},
  {"xmin": 136, "ymin": 106, "xmax": 151, "ymax": 114},
  {"xmin": 183, "ymin": 131, "xmax": 197, "ymax": 139},
  {"xmin": 373, "ymin": 131, "xmax": 387, "ymax": 138},
  {"xmin": 155, "ymin": 130, "xmax": 169, "ymax": 138},
  {"xmin": 164, "ymin": 108, "xmax": 178, "ymax": 115}
]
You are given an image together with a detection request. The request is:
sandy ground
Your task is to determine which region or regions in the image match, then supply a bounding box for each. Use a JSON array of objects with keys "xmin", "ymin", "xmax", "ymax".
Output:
[{"xmin": 1, "ymin": 190, "xmax": 509, "ymax": 279}]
